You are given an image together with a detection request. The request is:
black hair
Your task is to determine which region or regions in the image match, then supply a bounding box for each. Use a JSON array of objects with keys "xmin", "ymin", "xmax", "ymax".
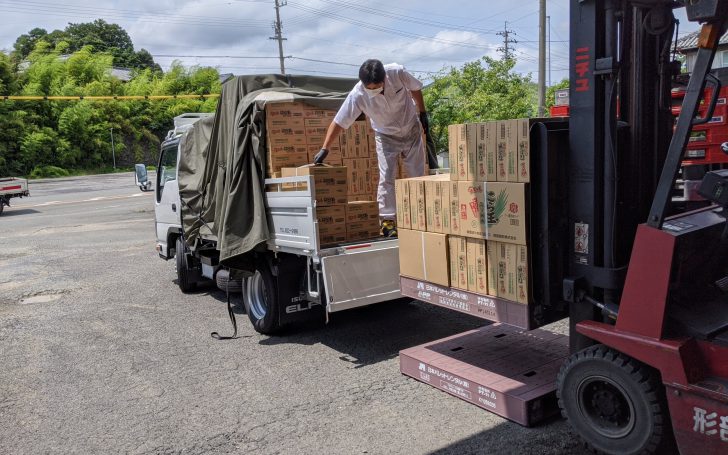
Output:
[{"xmin": 359, "ymin": 59, "xmax": 385, "ymax": 85}]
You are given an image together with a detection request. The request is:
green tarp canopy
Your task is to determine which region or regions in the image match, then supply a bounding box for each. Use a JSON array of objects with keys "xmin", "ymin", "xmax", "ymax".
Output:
[{"xmin": 177, "ymin": 74, "xmax": 357, "ymax": 268}]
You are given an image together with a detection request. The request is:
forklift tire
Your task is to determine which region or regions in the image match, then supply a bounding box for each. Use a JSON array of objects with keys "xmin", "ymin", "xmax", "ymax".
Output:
[
  {"xmin": 242, "ymin": 262, "xmax": 281, "ymax": 335},
  {"xmin": 557, "ymin": 345, "xmax": 674, "ymax": 455},
  {"xmin": 175, "ymin": 236, "xmax": 196, "ymax": 293}
]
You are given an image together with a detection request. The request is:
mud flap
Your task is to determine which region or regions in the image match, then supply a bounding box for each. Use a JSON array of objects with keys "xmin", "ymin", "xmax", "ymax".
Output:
[{"xmin": 274, "ymin": 255, "xmax": 324, "ymax": 327}]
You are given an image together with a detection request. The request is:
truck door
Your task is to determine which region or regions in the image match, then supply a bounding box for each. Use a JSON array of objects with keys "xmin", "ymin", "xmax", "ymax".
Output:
[{"xmin": 155, "ymin": 143, "xmax": 182, "ymax": 257}]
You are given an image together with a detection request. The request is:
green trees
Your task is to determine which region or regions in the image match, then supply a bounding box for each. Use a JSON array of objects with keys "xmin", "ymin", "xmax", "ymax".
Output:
[
  {"xmin": 12, "ymin": 20, "xmax": 161, "ymax": 71},
  {"xmin": 0, "ymin": 23, "xmax": 221, "ymax": 177},
  {"xmin": 423, "ymin": 57, "xmax": 538, "ymax": 153}
]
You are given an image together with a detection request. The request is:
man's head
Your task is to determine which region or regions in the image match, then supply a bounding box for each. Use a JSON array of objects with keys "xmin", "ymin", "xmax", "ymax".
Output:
[{"xmin": 359, "ymin": 59, "xmax": 385, "ymax": 96}]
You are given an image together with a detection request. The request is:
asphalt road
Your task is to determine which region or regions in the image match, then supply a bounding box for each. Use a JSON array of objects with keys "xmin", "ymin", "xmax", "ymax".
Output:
[{"xmin": 0, "ymin": 173, "xmax": 587, "ymax": 455}]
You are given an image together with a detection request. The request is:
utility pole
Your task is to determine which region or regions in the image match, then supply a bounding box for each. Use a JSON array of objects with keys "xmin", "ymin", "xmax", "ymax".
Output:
[
  {"xmin": 270, "ymin": 0, "xmax": 287, "ymax": 75},
  {"xmin": 110, "ymin": 127, "xmax": 116, "ymax": 170},
  {"xmin": 538, "ymin": 0, "xmax": 546, "ymax": 117},
  {"xmin": 547, "ymin": 15, "xmax": 552, "ymax": 88},
  {"xmin": 496, "ymin": 22, "xmax": 517, "ymax": 60}
]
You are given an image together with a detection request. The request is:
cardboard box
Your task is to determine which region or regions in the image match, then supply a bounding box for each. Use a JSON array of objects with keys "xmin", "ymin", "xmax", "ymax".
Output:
[
  {"xmin": 504, "ymin": 242, "xmax": 518, "ymax": 301},
  {"xmin": 267, "ymin": 116, "xmax": 304, "ymax": 128},
  {"xmin": 451, "ymin": 124, "xmax": 477, "ymax": 181},
  {"xmin": 346, "ymin": 122, "xmax": 368, "ymax": 158},
  {"xmin": 281, "ymin": 166, "xmax": 347, "ymax": 206},
  {"xmin": 467, "ymin": 238, "xmax": 488, "ymax": 295},
  {"xmin": 266, "ymin": 102, "xmax": 305, "ymax": 120},
  {"xmin": 304, "ymin": 117, "xmax": 332, "ymax": 128},
  {"xmin": 267, "ymin": 145, "xmax": 309, "ymax": 173},
  {"xmin": 448, "ymin": 235, "xmax": 468, "ymax": 290},
  {"xmin": 399, "ymin": 230, "xmax": 449, "ymax": 287},
  {"xmin": 343, "ymin": 158, "xmax": 372, "ymax": 195},
  {"xmin": 506, "ymin": 119, "xmax": 519, "ymax": 182},
  {"xmin": 347, "ymin": 220, "xmax": 380, "ymax": 242},
  {"xmin": 448, "ymin": 124, "xmax": 457, "ymax": 180},
  {"xmin": 516, "ymin": 118, "xmax": 531, "ymax": 183},
  {"xmin": 408, "ymin": 178, "xmax": 427, "ymax": 231},
  {"xmin": 486, "ymin": 241, "xmax": 498, "ymax": 297},
  {"xmin": 423, "ymin": 174, "xmax": 450, "ymax": 234},
  {"xmin": 457, "ymin": 181, "xmax": 527, "ymax": 245},
  {"xmin": 268, "ymin": 125, "xmax": 307, "ymax": 147},
  {"xmin": 496, "ymin": 121, "xmax": 508, "ymax": 181},
  {"xmin": 516, "ymin": 244, "xmax": 529, "ymax": 304},
  {"xmin": 317, "ymin": 204, "xmax": 347, "ymax": 246},
  {"xmin": 346, "ymin": 201, "xmax": 378, "ymax": 223},
  {"xmin": 476, "ymin": 122, "xmax": 497, "ymax": 182},
  {"xmin": 367, "ymin": 132, "xmax": 376, "ymax": 155},
  {"xmin": 349, "ymin": 194, "xmax": 376, "ymax": 202},
  {"xmin": 492, "ymin": 242, "xmax": 517, "ymax": 301},
  {"xmin": 395, "ymin": 178, "xmax": 411, "ymax": 229},
  {"xmin": 304, "ymin": 126, "xmax": 328, "ymax": 139},
  {"xmin": 303, "ymin": 107, "xmax": 335, "ymax": 119},
  {"xmin": 306, "ymin": 144, "xmax": 342, "ymax": 164},
  {"xmin": 449, "ymin": 180, "xmax": 460, "ymax": 235},
  {"xmin": 441, "ymin": 178, "xmax": 451, "ymax": 234}
]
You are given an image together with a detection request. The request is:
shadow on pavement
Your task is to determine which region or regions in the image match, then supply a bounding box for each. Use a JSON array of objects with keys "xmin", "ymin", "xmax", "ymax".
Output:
[
  {"xmin": 259, "ymin": 299, "xmax": 488, "ymax": 368},
  {"xmin": 425, "ymin": 418, "xmax": 588, "ymax": 455},
  {"xmin": 1, "ymin": 208, "xmax": 40, "ymax": 217}
]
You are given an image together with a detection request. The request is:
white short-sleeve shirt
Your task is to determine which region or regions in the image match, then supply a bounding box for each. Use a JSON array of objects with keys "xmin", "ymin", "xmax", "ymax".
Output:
[{"xmin": 334, "ymin": 63, "xmax": 423, "ymax": 137}]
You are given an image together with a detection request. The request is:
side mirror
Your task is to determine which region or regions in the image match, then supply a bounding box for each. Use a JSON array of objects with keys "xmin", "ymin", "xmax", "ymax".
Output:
[{"xmin": 135, "ymin": 164, "xmax": 150, "ymax": 191}]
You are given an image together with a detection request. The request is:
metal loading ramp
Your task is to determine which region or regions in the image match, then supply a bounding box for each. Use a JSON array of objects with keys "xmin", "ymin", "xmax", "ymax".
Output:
[{"xmin": 400, "ymin": 323, "xmax": 569, "ymax": 427}]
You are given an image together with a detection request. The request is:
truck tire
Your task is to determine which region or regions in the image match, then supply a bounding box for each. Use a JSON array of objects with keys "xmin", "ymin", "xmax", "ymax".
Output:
[
  {"xmin": 557, "ymin": 344, "xmax": 674, "ymax": 455},
  {"xmin": 175, "ymin": 236, "xmax": 196, "ymax": 293},
  {"xmin": 242, "ymin": 262, "xmax": 281, "ymax": 335},
  {"xmin": 215, "ymin": 268, "xmax": 243, "ymax": 294}
]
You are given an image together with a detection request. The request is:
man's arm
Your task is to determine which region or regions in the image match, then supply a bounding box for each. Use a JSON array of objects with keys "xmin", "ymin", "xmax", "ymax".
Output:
[
  {"xmin": 411, "ymin": 89, "xmax": 426, "ymax": 113},
  {"xmin": 322, "ymin": 121, "xmax": 344, "ymax": 149}
]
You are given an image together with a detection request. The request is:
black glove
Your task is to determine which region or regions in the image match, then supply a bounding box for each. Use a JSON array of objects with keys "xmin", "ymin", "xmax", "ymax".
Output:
[
  {"xmin": 419, "ymin": 111, "xmax": 429, "ymax": 133},
  {"xmin": 313, "ymin": 148, "xmax": 329, "ymax": 165}
]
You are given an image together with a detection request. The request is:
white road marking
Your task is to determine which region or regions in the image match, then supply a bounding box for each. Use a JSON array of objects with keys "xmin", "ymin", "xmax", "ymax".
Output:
[{"xmin": 14, "ymin": 192, "xmax": 152, "ymax": 209}]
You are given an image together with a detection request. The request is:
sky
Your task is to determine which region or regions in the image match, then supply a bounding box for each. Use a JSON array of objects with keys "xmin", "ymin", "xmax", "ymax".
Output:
[{"xmin": 0, "ymin": 0, "xmax": 698, "ymax": 86}]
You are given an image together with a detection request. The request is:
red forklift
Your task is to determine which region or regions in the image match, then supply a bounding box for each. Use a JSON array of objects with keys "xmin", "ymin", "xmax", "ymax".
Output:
[{"xmin": 558, "ymin": 1, "xmax": 728, "ymax": 453}]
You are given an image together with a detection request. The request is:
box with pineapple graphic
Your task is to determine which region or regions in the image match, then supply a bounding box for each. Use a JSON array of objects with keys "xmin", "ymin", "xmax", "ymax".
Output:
[{"xmin": 456, "ymin": 181, "xmax": 527, "ymax": 245}]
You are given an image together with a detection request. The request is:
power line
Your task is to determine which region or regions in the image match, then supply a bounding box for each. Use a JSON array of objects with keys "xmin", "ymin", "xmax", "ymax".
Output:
[
  {"xmin": 0, "ymin": 1, "xmax": 269, "ymax": 30},
  {"xmin": 285, "ymin": 2, "xmax": 491, "ymax": 50}
]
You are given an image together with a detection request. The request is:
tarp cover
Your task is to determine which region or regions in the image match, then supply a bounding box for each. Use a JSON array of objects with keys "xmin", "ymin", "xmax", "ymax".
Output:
[{"xmin": 177, "ymin": 74, "xmax": 357, "ymax": 267}]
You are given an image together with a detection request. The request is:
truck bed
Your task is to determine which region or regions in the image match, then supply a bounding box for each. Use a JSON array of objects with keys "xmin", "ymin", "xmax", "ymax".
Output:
[
  {"xmin": 265, "ymin": 175, "xmax": 384, "ymax": 257},
  {"xmin": 264, "ymin": 175, "xmax": 401, "ymax": 311},
  {"xmin": 0, "ymin": 177, "xmax": 29, "ymax": 197}
]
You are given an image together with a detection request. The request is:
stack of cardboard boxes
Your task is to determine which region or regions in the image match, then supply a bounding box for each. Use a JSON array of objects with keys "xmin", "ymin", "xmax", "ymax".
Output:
[
  {"xmin": 396, "ymin": 119, "xmax": 534, "ymax": 305},
  {"xmin": 265, "ymin": 101, "xmax": 378, "ymax": 201},
  {"xmin": 268, "ymin": 101, "xmax": 381, "ymax": 246}
]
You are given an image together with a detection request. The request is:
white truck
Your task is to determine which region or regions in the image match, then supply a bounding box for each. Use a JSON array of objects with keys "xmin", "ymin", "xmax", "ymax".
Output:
[
  {"xmin": 0, "ymin": 177, "xmax": 29, "ymax": 215},
  {"xmin": 140, "ymin": 76, "xmax": 401, "ymax": 334}
]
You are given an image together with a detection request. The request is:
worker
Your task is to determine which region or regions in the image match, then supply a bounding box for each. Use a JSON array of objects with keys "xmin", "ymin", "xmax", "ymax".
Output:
[{"xmin": 318, "ymin": 59, "xmax": 429, "ymax": 237}]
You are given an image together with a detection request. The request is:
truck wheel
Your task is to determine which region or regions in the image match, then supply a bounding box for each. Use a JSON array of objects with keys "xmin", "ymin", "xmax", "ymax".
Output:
[
  {"xmin": 557, "ymin": 345, "xmax": 674, "ymax": 455},
  {"xmin": 242, "ymin": 263, "xmax": 281, "ymax": 335},
  {"xmin": 0, "ymin": 197, "xmax": 5, "ymax": 215},
  {"xmin": 215, "ymin": 268, "xmax": 243, "ymax": 294},
  {"xmin": 175, "ymin": 236, "xmax": 196, "ymax": 293}
]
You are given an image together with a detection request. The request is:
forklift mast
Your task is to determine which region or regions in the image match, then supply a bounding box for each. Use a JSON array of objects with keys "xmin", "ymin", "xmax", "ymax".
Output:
[{"xmin": 567, "ymin": 0, "xmax": 728, "ymax": 351}]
